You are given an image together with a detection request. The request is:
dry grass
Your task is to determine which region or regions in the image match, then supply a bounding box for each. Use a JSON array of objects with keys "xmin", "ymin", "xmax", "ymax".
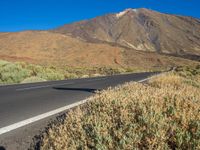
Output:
[
  {"xmin": 149, "ymin": 73, "xmax": 184, "ymax": 89},
  {"xmin": 38, "ymin": 70, "xmax": 200, "ymax": 150}
]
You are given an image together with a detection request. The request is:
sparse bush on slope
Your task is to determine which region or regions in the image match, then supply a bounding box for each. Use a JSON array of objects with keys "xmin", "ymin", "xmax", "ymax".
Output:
[{"xmin": 39, "ymin": 70, "xmax": 200, "ymax": 150}]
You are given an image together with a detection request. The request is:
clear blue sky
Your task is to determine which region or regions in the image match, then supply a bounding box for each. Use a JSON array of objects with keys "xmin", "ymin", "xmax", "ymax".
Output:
[{"xmin": 0, "ymin": 0, "xmax": 199, "ymax": 32}]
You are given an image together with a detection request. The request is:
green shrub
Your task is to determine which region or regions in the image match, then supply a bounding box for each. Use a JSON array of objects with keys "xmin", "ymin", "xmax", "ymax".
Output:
[
  {"xmin": 0, "ymin": 61, "xmax": 31, "ymax": 84},
  {"xmin": 36, "ymin": 69, "xmax": 64, "ymax": 81},
  {"xmin": 64, "ymin": 72, "xmax": 79, "ymax": 79},
  {"xmin": 0, "ymin": 60, "xmax": 65, "ymax": 84}
]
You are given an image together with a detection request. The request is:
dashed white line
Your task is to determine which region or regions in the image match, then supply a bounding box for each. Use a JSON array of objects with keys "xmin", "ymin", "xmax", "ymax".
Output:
[
  {"xmin": 16, "ymin": 77, "xmax": 108, "ymax": 91},
  {"xmin": 87, "ymin": 77, "xmax": 107, "ymax": 82},
  {"xmin": 16, "ymin": 82, "xmax": 74, "ymax": 91}
]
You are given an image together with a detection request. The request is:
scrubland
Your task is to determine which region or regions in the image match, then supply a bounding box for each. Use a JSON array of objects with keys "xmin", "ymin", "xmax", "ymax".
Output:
[
  {"xmin": 36, "ymin": 65, "xmax": 200, "ymax": 150},
  {"xmin": 0, "ymin": 60, "xmax": 156, "ymax": 85}
]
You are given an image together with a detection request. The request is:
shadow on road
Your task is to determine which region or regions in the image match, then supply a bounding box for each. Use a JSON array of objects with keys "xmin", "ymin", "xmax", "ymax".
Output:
[
  {"xmin": 53, "ymin": 87, "xmax": 100, "ymax": 93},
  {"xmin": 0, "ymin": 146, "xmax": 6, "ymax": 150}
]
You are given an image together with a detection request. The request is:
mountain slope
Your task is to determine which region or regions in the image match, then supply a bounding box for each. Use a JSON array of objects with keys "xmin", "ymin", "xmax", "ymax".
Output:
[
  {"xmin": 0, "ymin": 31, "xmax": 122, "ymax": 67},
  {"xmin": 54, "ymin": 8, "xmax": 200, "ymax": 56},
  {"xmin": 0, "ymin": 31, "xmax": 198, "ymax": 70}
]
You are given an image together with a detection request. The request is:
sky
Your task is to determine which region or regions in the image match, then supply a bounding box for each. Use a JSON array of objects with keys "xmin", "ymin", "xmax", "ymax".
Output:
[{"xmin": 0, "ymin": 0, "xmax": 199, "ymax": 32}]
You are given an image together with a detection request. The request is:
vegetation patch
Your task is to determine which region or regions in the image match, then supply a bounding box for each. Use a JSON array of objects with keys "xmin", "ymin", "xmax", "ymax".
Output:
[
  {"xmin": 0, "ymin": 60, "xmax": 156, "ymax": 85},
  {"xmin": 0, "ymin": 60, "xmax": 65, "ymax": 84},
  {"xmin": 34, "ymin": 65, "xmax": 200, "ymax": 149},
  {"xmin": 21, "ymin": 76, "xmax": 47, "ymax": 83}
]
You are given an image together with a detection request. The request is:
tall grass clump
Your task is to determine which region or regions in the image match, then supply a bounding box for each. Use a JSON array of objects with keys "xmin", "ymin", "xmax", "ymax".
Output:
[{"xmin": 39, "ymin": 70, "xmax": 200, "ymax": 149}]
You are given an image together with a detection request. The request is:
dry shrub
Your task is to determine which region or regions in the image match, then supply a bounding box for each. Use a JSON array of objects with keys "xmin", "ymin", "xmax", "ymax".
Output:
[
  {"xmin": 40, "ymin": 74, "xmax": 200, "ymax": 150},
  {"xmin": 149, "ymin": 73, "xmax": 184, "ymax": 89},
  {"xmin": 21, "ymin": 76, "xmax": 46, "ymax": 83}
]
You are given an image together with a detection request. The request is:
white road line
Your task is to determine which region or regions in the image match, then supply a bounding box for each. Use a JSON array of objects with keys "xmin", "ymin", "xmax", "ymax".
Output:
[
  {"xmin": 16, "ymin": 82, "xmax": 74, "ymax": 91},
  {"xmin": 87, "ymin": 77, "xmax": 107, "ymax": 82},
  {"xmin": 138, "ymin": 76, "xmax": 154, "ymax": 83},
  {"xmin": 138, "ymin": 72, "xmax": 166, "ymax": 83},
  {"xmin": 0, "ymin": 97, "xmax": 92, "ymax": 135},
  {"xmin": 0, "ymin": 73, "xmax": 164, "ymax": 135}
]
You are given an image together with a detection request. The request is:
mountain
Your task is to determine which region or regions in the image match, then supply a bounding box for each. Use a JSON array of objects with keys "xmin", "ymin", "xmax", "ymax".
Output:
[
  {"xmin": 0, "ymin": 8, "xmax": 199, "ymax": 70},
  {"xmin": 54, "ymin": 8, "xmax": 200, "ymax": 57}
]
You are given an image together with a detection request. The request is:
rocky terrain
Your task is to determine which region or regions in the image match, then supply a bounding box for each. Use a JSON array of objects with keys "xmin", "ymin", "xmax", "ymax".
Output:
[{"xmin": 54, "ymin": 8, "xmax": 200, "ymax": 57}]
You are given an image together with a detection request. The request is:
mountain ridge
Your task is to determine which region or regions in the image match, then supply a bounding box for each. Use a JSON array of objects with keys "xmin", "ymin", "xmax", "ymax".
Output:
[{"xmin": 54, "ymin": 8, "xmax": 200, "ymax": 57}]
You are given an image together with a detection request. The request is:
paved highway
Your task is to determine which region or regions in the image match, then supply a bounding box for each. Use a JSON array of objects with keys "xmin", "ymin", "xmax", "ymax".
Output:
[{"xmin": 0, "ymin": 72, "xmax": 157, "ymax": 135}]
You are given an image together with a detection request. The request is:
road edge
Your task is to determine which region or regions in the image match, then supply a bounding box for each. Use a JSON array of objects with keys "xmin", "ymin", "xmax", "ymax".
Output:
[{"xmin": 0, "ymin": 71, "xmax": 168, "ymax": 136}]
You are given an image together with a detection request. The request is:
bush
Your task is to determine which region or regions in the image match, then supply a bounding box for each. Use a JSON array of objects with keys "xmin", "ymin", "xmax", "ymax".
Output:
[
  {"xmin": 175, "ymin": 65, "xmax": 200, "ymax": 78},
  {"xmin": 0, "ymin": 61, "xmax": 31, "ymax": 84},
  {"xmin": 0, "ymin": 60, "xmax": 65, "ymax": 84},
  {"xmin": 21, "ymin": 76, "xmax": 46, "ymax": 83},
  {"xmin": 36, "ymin": 70, "xmax": 64, "ymax": 81},
  {"xmin": 39, "ymin": 73, "xmax": 200, "ymax": 149},
  {"xmin": 149, "ymin": 73, "xmax": 184, "ymax": 89}
]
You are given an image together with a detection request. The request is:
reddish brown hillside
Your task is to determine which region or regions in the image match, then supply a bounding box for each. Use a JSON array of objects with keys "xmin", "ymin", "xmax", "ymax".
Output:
[{"xmin": 0, "ymin": 31, "xmax": 198, "ymax": 70}]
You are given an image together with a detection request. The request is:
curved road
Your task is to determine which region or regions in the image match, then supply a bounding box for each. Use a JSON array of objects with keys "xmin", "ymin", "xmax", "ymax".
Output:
[{"xmin": 0, "ymin": 72, "xmax": 157, "ymax": 149}]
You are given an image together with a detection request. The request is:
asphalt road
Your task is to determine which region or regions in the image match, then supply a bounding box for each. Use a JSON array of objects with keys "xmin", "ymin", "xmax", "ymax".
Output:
[{"xmin": 0, "ymin": 72, "xmax": 157, "ymax": 134}]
